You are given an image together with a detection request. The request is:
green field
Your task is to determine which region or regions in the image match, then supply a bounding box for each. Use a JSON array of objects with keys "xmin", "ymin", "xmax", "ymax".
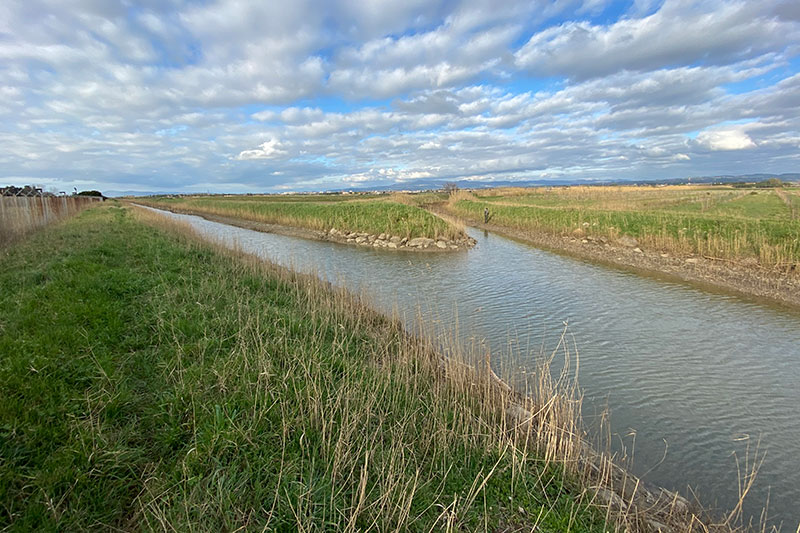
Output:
[
  {"xmin": 445, "ymin": 185, "xmax": 800, "ymax": 268},
  {"xmin": 0, "ymin": 204, "xmax": 606, "ymax": 531},
  {"xmin": 136, "ymin": 193, "xmax": 464, "ymax": 241}
]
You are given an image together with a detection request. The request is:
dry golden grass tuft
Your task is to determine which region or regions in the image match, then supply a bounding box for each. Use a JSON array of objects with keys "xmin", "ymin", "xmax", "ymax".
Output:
[{"xmin": 0, "ymin": 195, "xmax": 100, "ymax": 247}]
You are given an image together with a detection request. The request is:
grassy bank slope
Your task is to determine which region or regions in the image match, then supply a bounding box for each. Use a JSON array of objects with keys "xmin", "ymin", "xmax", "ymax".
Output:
[
  {"xmin": 136, "ymin": 195, "xmax": 464, "ymax": 241},
  {"xmin": 0, "ymin": 204, "xmax": 604, "ymax": 531}
]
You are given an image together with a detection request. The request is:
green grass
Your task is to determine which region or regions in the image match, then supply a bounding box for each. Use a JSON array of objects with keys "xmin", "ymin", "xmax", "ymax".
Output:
[
  {"xmin": 0, "ymin": 204, "xmax": 606, "ymax": 531},
  {"xmin": 704, "ymin": 190, "xmax": 791, "ymax": 220},
  {"xmin": 474, "ymin": 186, "xmax": 793, "ymax": 220},
  {"xmin": 481, "ymin": 193, "xmax": 605, "ymax": 209},
  {"xmin": 152, "ymin": 193, "xmax": 382, "ymax": 203},
  {"xmin": 137, "ymin": 194, "xmax": 463, "ymax": 240},
  {"xmin": 449, "ymin": 186, "xmax": 800, "ymax": 268}
]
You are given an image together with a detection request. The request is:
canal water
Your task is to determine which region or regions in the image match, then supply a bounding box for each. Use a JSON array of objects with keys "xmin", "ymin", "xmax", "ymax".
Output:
[{"xmin": 143, "ymin": 206, "xmax": 800, "ymax": 528}]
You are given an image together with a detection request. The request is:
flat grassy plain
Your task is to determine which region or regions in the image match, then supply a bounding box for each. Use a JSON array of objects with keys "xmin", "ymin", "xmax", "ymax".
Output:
[
  {"xmin": 0, "ymin": 204, "xmax": 607, "ymax": 531},
  {"xmin": 445, "ymin": 185, "xmax": 800, "ymax": 269},
  {"xmin": 136, "ymin": 194, "xmax": 465, "ymax": 241}
]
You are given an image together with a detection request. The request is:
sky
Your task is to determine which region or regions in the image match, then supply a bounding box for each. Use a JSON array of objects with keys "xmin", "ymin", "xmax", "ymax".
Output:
[{"xmin": 2, "ymin": 0, "xmax": 799, "ymax": 195}]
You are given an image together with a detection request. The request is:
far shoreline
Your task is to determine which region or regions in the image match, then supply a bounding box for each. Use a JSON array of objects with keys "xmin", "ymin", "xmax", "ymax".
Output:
[
  {"xmin": 432, "ymin": 204, "xmax": 800, "ymax": 311},
  {"xmin": 130, "ymin": 203, "xmax": 476, "ymax": 252},
  {"xmin": 133, "ymin": 202, "xmax": 800, "ymax": 309}
]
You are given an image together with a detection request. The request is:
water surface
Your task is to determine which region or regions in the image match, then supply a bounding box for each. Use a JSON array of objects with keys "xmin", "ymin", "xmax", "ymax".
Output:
[{"xmin": 145, "ymin": 207, "xmax": 800, "ymax": 527}]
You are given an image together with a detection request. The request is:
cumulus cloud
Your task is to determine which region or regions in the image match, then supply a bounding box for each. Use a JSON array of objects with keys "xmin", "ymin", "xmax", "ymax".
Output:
[
  {"xmin": 236, "ymin": 138, "xmax": 289, "ymax": 160},
  {"xmin": 696, "ymin": 126, "xmax": 757, "ymax": 151}
]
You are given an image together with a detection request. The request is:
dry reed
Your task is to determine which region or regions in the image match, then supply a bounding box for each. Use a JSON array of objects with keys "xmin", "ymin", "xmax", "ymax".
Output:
[{"xmin": 0, "ymin": 195, "xmax": 100, "ymax": 247}]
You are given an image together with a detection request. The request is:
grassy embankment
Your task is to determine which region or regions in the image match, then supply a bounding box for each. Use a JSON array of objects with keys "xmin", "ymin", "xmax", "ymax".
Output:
[
  {"xmin": 0, "ymin": 204, "xmax": 607, "ymax": 531},
  {"xmin": 136, "ymin": 194, "xmax": 465, "ymax": 241},
  {"xmin": 444, "ymin": 186, "xmax": 800, "ymax": 269}
]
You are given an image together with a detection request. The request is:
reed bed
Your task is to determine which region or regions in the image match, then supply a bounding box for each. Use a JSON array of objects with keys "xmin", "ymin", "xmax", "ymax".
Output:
[
  {"xmin": 448, "ymin": 188, "xmax": 800, "ymax": 269},
  {"xmin": 474, "ymin": 186, "xmax": 776, "ymax": 214},
  {"xmin": 136, "ymin": 195, "xmax": 465, "ymax": 241},
  {"xmin": 0, "ymin": 195, "xmax": 100, "ymax": 247},
  {"xmin": 775, "ymin": 189, "xmax": 800, "ymax": 220},
  {"xmin": 475, "ymin": 185, "xmax": 703, "ymax": 211}
]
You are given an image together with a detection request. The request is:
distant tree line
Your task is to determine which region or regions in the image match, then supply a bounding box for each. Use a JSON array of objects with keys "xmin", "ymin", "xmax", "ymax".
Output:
[
  {"xmin": 1, "ymin": 185, "xmax": 105, "ymax": 198},
  {"xmin": 731, "ymin": 178, "xmax": 788, "ymax": 188},
  {"xmin": 1, "ymin": 185, "xmax": 47, "ymax": 197}
]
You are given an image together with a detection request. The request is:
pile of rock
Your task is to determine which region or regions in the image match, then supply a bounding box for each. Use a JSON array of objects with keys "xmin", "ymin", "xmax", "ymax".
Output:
[{"xmin": 326, "ymin": 228, "xmax": 476, "ymax": 251}]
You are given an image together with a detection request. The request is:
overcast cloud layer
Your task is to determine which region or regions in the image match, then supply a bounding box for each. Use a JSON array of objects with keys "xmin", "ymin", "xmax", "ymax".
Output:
[{"xmin": 2, "ymin": 0, "xmax": 799, "ymax": 194}]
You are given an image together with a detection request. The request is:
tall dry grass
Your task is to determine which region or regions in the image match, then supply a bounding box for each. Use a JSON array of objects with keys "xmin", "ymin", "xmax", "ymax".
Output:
[
  {"xmin": 474, "ymin": 185, "xmax": 746, "ymax": 212},
  {"xmin": 448, "ymin": 192, "xmax": 800, "ymax": 270},
  {"xmin": 135, "ymin": 196, "xmax": 466, "ymax": 241},
  {"xmin": 775, "ymin": 189, "xmax": 799, "ymax": 220},
  {"xmin": 0, "ymin": 195, "xmax": 100, "ymax": 247}
]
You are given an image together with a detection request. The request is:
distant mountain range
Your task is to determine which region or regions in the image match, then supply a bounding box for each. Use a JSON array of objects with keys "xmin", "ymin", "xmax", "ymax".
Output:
[
  {"xmin": 647, "ymin": 173, "xmax": 800, "ymax": 186},
  {"xmin": 322, "ymin": 173, "xmax": 800, "ymax": 193},
  {"xmin": 107, "ymin": 173, "xmax": 800, "ymax": 197}
]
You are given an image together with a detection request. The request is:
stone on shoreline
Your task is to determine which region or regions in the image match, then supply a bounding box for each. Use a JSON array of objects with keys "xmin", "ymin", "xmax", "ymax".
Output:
[
  {"xmin": 407, "ymin": 237, "xmax": 434, "ymax": 248},
  {"xmin": 326, "ymin": 227, "xmax": 471, "ymax": 252}
]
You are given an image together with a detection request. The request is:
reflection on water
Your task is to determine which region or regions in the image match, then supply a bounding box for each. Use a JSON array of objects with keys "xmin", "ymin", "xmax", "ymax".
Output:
[{"xmin": 144, "ymin": 206, "xmax": 800, "ymax": 527}]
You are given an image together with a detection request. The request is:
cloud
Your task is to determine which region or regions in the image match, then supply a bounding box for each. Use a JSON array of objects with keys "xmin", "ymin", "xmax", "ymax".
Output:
[
  {"xmin": 696, "ymin": 126, "xmax": 757, "ymax": 151},
  {"xmin": 515, "ymin": 0, "xmax": 798, "ymax": 80},
  {"xmin": 236, "ymin": 138, "xmax": 289, "ymax": 160}
]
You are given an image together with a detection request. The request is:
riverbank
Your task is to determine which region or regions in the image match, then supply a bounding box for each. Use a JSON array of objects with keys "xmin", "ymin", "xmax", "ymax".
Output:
[
  {"xmin": 133, "ymin": 205, "xmax": 477, "ymax": 252},
  {"xmin": 434, "ymin": 203, "xmax": 800, "ymax": 309},
  {"xmin": 0, "ymin": 204, "xmax": 601, "ymax": 530},
  {"xmin": 132, "ymin": 194, "xmax": 475, "ymax": 251}
]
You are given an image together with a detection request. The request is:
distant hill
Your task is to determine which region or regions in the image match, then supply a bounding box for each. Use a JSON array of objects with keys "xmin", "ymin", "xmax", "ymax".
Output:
[
  {"xmin": 644, "ymin": 173, "xmax": 800, "ymax": 186},
  {"xmin": 107, "ymin": 173, "xmax": 799, "ymax": 197},
  {"xmin": 327, "ymin": 173, "xmax": 800, "ymax": 193}
]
